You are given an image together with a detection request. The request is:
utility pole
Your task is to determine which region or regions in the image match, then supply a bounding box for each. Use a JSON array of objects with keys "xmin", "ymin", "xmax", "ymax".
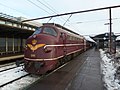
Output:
[{"xmin": 109, "ymin": 8, "xmax": 112, "ymax": 53}]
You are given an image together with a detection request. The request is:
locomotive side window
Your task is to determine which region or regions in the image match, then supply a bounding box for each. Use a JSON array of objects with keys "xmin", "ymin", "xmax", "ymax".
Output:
[
  {"xmin": 32, "ymin": 27, "xmax": 42, "ymax": 35},
  {"xmin": 43, "ymin": 27, "xmax": 57, "ymax": 36}
]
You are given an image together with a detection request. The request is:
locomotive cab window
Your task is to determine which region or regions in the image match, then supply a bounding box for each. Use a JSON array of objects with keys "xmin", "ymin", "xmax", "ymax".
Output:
[
  {"xmin": 43, "ymin": 27, "xmax": 57, "ymax": 36},
  {"xmin": 32, "ymin": 27, "xmax": 42, "ymax": 35}
]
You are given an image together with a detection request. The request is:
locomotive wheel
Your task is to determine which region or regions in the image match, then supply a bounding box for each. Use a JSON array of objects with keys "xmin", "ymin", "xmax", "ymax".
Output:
[
  {"xmin": 67, "ymin": 54, "xmax": 72, "ymax": 61},
  {"xmin": 56, "ymin": 60, "xmax": 61, "ymax": 67},
  {"xmin": 59, "ymin": 58, "xmax": 65, "ymax": 65},
  {"xmin": 63, "ymin": 56, "xmax": 68, "ymax": 63}
]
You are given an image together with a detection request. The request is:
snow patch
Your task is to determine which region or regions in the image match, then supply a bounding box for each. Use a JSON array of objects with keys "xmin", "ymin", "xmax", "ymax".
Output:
[{"xmin": 100, "ymin": 49, "xmax": 120, "ymax": 90}]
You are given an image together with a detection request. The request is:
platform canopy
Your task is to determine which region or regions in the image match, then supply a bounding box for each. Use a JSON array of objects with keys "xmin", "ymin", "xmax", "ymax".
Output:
[{"xmin": 84, "ymin": 36, "xmax": 96, "ymax": 43}]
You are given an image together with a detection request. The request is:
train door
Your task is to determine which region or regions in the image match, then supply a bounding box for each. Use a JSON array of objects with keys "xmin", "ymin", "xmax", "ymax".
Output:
[
  {"xmin": 60, "ymin": 33, "xmax": 67, "ymax": 61},
  {"xmin": 84, "ymin": 39, "xmax": 86, "ymax": 51},
  {"xmin": 61, "ymin": 33, "xmax": 66, "ymax": 44}
]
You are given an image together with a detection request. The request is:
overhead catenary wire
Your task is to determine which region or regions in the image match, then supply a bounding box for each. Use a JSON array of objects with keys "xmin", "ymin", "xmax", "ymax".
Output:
[
  {"xmin": 36, "ymin": 0, "xmax": 67, "ymax": 22},
  {"xmin": 63, "ymin": 14, "xmax": 72, "ymax": 26},
  {"xmin": 47, "ymin": 17, "xmax": 53, "ymax": 23},
  {"xmin": 42, "ymin": 0, "xmax": 60, "ymax": 14},
  {"xmin": 36, "ymin": 0, "xmax": 56, "ymax": 14},
  {"xmin": 0, "ymin": 3, "xmax": 30, "ymax": 17},
  {"xmin": 0, "ymin": 0, "xmax": 72, "ymax": 26},
  {"xmin": 41, "ymin": 0, "xmax": 67, "ymax": 21},
  {"xmin": 68, "ymin": 17, "xmax": 120, "ymax": 24},
  {"xmin": 27, "ymin": 0, "xmax": 52, "ymax": 15},
  {"xmin": 22, "ymin": 4, "xmax": 120, "ymax": 22},
  {"xmin": 27, "ymin": 0, "xmax": 67, "ymax": 24},
  {"xmin": 28, "ymin": 0, "xmax": 74, "ymax": 28}
]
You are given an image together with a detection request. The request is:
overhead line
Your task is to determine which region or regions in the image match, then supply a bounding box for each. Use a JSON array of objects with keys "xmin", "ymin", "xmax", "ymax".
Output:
[
  {"xmin": 63, "ymin": 14, "xmax": 72, "ymax": 26},
  {"xmin": 27, "ymin": 0, "xmax": 51, "ymax": 15},
  {"xmin": 22, "ymin": 5, "xmax": 120, "ymax": 22},
  {"xmin": 36, "ymin": 0, "xmax": 67, "ymax": 22},
  {"xmin": 36, "ymin": 0, "xmax": 65, "ymax": 22},
  {"xmin": 42, "ymin": 0, "xmax": 67, "ymax": 21},
  {"xmin": 68, "ymin": 17, "xmax": 120, "ymax": 24},
  {"xmin": 42, "ymin": 0, "xmax": 59, "ymax": 13},
  {"xmin": 36, "ymin": 0, "xmax": 56, "ymax": 14},
  {"xmin": 0, "ymin": 3, "xmax": 29, "ymax": 17}
]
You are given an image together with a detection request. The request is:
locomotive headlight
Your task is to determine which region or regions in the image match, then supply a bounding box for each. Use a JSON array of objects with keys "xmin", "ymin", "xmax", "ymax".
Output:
[
  {"xmin": 44, "ymin": 46, "xmax": 52, "ymax": 53},
  {"xmin": 32, "ymin": 39, "xmax": 37, "ymax": 45},
  {"xmin": 25, "ymin": 45, "xmax": 28, "ymax": 50}
]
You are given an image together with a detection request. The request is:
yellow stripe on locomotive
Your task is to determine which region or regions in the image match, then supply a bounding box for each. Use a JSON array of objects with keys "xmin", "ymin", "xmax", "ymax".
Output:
[{"xmin": 27, "ymin": 44, "xmax": 45, "ymax": 51}]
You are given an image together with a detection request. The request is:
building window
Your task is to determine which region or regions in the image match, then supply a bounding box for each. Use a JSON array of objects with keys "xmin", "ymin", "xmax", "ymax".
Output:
[{"xmin": 0, "ymin": 38, "xmax": 6, "ymax": 52}]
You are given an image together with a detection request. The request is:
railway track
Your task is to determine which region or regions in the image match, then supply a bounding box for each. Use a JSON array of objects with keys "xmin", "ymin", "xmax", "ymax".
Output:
[
  {"xmin": 0, "ymin": 62, "xmax": 24, "ymax": 72},
  {"xmin": 0, "ymin": 60, "xmax": 70, "ymax": 90},
  {"xmin": 0, "ymin": 66, "xmax": 29, "ymax": 87},
  {"xmin": 0, "ymin": 50, "xmax": 87, "ymax": 90},
  {"xmin": 0, "ymin": 62, "xmax": 16, "ymax": 72},
  {"xmin": 0, "ymin": 59, "xmax": 40, "ymax": 89}
]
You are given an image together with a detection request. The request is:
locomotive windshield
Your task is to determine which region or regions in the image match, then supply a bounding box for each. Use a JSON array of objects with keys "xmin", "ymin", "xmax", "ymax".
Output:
[
  {"xmin": 32, "ymin": 27, "xmax": 42, "ymax": 35},
  {"xmin": 43, "ymin": 27, "xmax": 57, "ymax": 36}
]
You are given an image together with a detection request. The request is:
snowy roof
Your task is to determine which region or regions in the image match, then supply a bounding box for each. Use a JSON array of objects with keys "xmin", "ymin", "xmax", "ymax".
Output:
[
  {"xmin": 84, "ymin": 36, "xmax": 96, "ymax": 43},
  {"xmin": 17, "ymin": 17, "xmax": 42, "ymax": 27},
  {"xmin": 116, "ymin": 36, "xmax": 120, "ymax": 40}
]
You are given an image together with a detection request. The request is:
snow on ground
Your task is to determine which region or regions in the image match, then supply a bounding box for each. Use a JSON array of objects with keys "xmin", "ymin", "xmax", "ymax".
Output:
[
  {"xmin": 1, "ymin": 74, "xmax": 40, "ymax": 90},
  {"xmin": 0, "ymin": 63, "xmax": 16, "ymax": 71},
  {"xmin": 0, "ymin": 66, "xmax": 40, "ymax": 90},
  {"xmin": 0, "ymin": 67, "xmax": 28, "ymax": 86},
  {"xmin": 100, "ymin": 49, "xmax": 120, "ymax": 90}
]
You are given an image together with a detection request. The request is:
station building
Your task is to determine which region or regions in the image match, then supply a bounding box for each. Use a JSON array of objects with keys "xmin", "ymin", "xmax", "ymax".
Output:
[{"xmin": 0, "ymin": 13, "xmax": 42, "ymax": 56}]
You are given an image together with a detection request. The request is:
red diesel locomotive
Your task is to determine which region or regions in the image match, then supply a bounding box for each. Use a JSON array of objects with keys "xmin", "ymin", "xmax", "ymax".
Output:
[{"xmin": 24, "ymin": 23, "xmax": 87, "ymax": 74}]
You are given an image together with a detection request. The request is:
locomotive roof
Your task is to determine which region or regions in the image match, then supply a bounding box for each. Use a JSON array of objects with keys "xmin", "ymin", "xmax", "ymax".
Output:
[{"xmin": 43, "ymin": 23, "xmax": 80, "ymax": 36}]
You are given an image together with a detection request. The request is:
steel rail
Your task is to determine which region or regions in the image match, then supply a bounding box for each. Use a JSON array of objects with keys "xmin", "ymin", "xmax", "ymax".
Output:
[{"xmin": 0, "ymin": 74, "xmax": 30, "ymax": 87}]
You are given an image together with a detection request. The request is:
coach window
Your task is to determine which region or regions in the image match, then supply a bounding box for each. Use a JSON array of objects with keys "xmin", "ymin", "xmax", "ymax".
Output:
[
  {"xmin": 43, "ymin": 27, "xmax": 57, "ymax": 36},
  {"xmin": 67, "ymin": 35, "xmax": 70, "ymax": 40}
]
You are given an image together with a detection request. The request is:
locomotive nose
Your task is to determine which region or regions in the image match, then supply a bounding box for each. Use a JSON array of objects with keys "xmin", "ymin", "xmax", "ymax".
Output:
[
  {"xmin": 26, "ymin": 35, "xmax": 46, "ymax": 51},
  {"xmin": 27, "ymin": 43, "xmax": 45, "ymax": 52}
]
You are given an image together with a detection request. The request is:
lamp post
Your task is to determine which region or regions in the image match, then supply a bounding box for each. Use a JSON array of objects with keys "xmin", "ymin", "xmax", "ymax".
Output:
[
  {"xmin": 104, "ymin": 8, "xmax": 112, "ymax": 54},
  {"xmin": 109, "ymin": 8, "xmax": 112, "ymax": 54},
  {"xmin": 104, "ymin": 23, "xmax": 111, "ymax": 52}
]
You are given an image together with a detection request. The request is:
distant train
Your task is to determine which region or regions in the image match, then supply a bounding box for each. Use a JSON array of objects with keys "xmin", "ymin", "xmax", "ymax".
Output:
[{"xmin": 24, "ymin": 23, "xmax": 93, "ymax": 74}]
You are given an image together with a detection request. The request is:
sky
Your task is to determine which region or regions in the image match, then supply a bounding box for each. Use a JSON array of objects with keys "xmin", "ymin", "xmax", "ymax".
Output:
[{"xmin": 0, "ymin": 0, "xmax": 120, "ymax": 36}]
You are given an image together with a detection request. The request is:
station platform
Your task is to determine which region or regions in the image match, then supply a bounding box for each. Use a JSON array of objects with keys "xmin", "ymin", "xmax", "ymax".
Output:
[
  {"xmin": 26, "ymin": 48, "xmax": 103, "ymax": 90},
  {"xmin": 0, "ymin": 53, "xmax": 24, "ymax": 62}
]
